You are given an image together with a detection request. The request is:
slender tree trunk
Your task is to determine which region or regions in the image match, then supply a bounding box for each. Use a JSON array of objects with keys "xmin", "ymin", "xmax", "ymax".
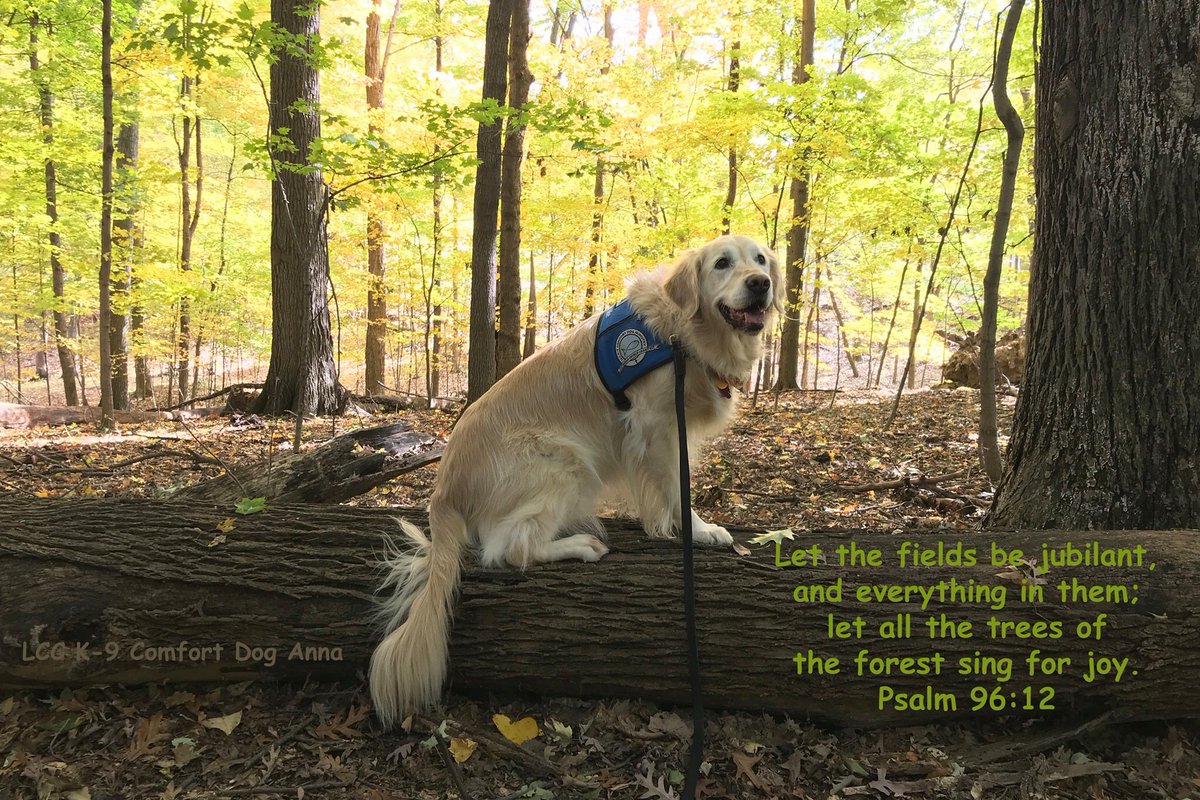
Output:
[
  {"xmin": 98, "ymin": 0, "xmax": 115, "ymax": 426},
  {"xmin": 126, "ymin": 118, "xmax": 151, "ymax": 401},
  {"xmin": 582, "ymin": 6, "xmax": 615, "ymax": 319},
  {"xmin": 722, "ymin": 40, "xmax": 740, "ymax": 235},
  {"xmin": 363, "ymin": 0, "xmax": 389, "ymax": 397},
  {"xmin": 906, "ymin": 261, "xmax": 922, "ymax": 389},
  {"xmin": 876, "ymin": 253, "xmax": 910, "ymax": 387},
  {"xmin": 583, "ymin": 164, "xmax": 604, "ymax": 317},
  {"xmin": 29, "ymin": 16, "xmax": 79, "ymax": 407},
  {"xmin": 987, "ymin": 0, "xmax": 1200, "ymax": 529},
  {"xmin": 465, "ymin": 0, "xmax": 514, "ymax": 404},
  {"xmin": 426, "ymin": 17, "xmax": 445, "ymax": 408},
  {"xmin": 255, "ymin": 0, "xmax": 343, "ymax": 416},
  {"xmin": 110, "ymin": 122, "xmax": 137, "ymax": 411},
  {"xmin": 824, "ymin": 266, "xmax": 859, "ymax": 379},
  {"xmin": 176, "ymin": 76, "xmax": 202, "ymax": 403},
  {"xmin": 495, "ymin": 0, "xmax": 532, "ymax": 380},
  {"xmin": 979, "ymin": 0, "xmax": 1026, "ymax": 483},
  {"xmin": 775, "ymin": 0, "xmax": 815, "ymax": 390},
  {"xmin": 523, "ymin": 250, "xmax": 537, "ymax": 358}
]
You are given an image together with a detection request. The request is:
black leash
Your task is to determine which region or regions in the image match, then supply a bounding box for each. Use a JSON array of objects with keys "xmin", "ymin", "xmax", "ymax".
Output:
[{"xmin": 671, "ymin": 340, "xmax": 704, "ymax": 799}]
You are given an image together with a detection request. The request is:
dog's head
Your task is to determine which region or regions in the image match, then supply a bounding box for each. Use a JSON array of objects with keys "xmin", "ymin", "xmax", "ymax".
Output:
[{"xmin": 665, "ymin": 235, "xmax": 782, "ymax": 335}]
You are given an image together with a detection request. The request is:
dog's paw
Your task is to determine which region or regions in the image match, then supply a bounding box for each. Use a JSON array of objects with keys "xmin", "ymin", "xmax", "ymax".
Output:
[
  {"xmin": 561, "ymin": 533, "xmax": 609, "ymax": 562},
  {"xmin": 583, "ymin": 535, "xmax": 610, "ymax": 561},
  {"xmin": 692, "ymin": 521, "xmax": 734, "ymax": 547}
]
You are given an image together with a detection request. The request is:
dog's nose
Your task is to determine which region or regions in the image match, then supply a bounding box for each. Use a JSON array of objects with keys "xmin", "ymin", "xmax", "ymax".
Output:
[{"xmin": 745, "ymin": 275, "xmax": 771, "ymax": 296}]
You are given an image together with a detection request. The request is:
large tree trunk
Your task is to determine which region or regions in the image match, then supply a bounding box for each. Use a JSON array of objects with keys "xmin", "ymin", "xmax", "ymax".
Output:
[
  {"xmin": 987, "ymin": 1, "xmax": 1200, "ymax": 529},
  {"xmin": 29, "ymin": 15, "xmax": 79, "ymax": 407},
  {"xmin": 465, "ymin": 0, "xmax": 513, "ymax": 404},
  {"xmin": 255, "ymin": 0, "xmax": 344, "ymax": 416},
  {"xmin": 2, "ymin": 500, "xmax": 1197, "ymax": 728},
  {"xmin": 495, "ymin": 0, "xmax": 532, "ymax": 381},
  {"xmin": 774, "ymin": 1, "xmax": 815, "ymax": 391}
]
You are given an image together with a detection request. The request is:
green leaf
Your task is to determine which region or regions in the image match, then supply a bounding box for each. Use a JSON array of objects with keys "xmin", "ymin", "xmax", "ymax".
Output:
[{"xmin": 235, "ymin": 497, "xmax": 267, "ymax": 515}]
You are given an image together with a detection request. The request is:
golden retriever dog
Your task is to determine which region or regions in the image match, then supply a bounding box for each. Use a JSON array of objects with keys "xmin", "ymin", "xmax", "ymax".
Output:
[{"xmin": 368, "ymin": 234, "xmax": 781, "ymax": 725}]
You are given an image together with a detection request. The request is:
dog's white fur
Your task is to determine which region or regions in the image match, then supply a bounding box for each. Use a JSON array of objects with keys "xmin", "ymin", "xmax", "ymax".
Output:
[{"xmin": 368, "ymin": 235, "xmax": 781, "ymax": 725}]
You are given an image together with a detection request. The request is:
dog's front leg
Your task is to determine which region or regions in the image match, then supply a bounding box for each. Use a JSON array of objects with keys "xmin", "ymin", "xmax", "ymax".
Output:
[{"xmin": 626, "ymin": 436, "xmax": 732, "ymax": 547}]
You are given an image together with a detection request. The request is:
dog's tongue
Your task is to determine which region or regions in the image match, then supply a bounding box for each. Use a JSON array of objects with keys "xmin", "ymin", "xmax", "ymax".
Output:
[{"xmin": 730, "ymin": 307, "xmax": 766, "ymax": 329}]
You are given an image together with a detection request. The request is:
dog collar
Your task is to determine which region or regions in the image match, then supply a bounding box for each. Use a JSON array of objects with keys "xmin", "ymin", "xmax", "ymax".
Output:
[{"xmin": 595, "ymin": 298, "xmax": 675, "ymax": 411}]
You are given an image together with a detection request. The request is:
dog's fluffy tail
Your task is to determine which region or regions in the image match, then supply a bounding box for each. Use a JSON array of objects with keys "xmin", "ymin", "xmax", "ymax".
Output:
[{"xmin": 368, "ymin": 508, "xmax": 467, "ymax": 727}]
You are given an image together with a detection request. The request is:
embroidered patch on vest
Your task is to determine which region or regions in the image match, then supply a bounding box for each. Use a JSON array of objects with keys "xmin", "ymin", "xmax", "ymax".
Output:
[{"xmin": 595, "ymin": 298, "xmax": 674, "ymax": 410}]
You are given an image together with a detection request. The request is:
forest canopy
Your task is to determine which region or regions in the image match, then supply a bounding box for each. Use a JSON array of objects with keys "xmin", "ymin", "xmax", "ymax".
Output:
[{"xmin": 0, "ymin": 0, "xmax": 1033, "ymax": 403}]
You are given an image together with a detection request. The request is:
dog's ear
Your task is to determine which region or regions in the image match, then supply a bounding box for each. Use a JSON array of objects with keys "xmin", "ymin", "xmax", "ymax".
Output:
[
  {"xmin": 664, "ymin": 248, "xmax": 702, "ymax": 319},
  {"xmin": 767, "ymin": 248, "xmax": 785, "ymax": 314}
]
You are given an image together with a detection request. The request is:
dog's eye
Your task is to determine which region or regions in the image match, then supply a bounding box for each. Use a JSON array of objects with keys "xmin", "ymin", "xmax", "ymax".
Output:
[
  {"xmin": 755, "ymin": 253, "xmax": 766, "ymax": 265},
  {"xmin": 714, "ymin": 256, "xmax": 731, "ymax": 270}
]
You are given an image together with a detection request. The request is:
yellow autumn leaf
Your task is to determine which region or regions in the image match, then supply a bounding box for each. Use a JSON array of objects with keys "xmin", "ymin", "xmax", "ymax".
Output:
[
  {"xmin": 200, "ymin": 711, "xmax": 242, "ymax": 735},
  {"xmin": 448, "ymin": 737, "xmax": 477, "ymax": 763},
  {"xmin": 0, "ymin": 697, "xmax": 13, "ymax": 715},
  {"xmin": 749, "ymin": 528, "xmax": 795, "ymax": 545},
  {"xmin": 492, "ymin": 714, "xmax": 539, "ymax": 745},
  {"xmin": 216, "ymin": 517, "xmax": 236, "ymax": 533},
  {"xmin": 35, "ymin": 488, "xmax": 51, "ymax": 498}
]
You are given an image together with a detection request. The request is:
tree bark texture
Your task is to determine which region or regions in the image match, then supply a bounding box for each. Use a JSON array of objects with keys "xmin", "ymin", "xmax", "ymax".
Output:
[
  {"xmin": 2, "ymin": 500, "xmax": 1197, "ymax": 728},
  {"xmin": 775, "ymin": 1, "xmax": 815, "ymax": 391},
  {"xmin": 987, "ymin": 1, "xmax": 1200, "ymax": 529},
  {"xmin": 256, "ymin": 0, "xmax": 343, "ymax": 416},
  {"xmin": 495, "ymin": 0, "xmax": 532, "ymax": 381},
  {"xmin": 465, "ymin": 0, "xmax": 513, "ymax": 404},
  {"xmin": 363, "ymin": 0, "xmax": 387, "ymax": 397},
  {"xmin": 29, "ymin": 16, "xmax": 79, "ymax": 407},
  {"xmin": 978, "ymin": 0, "xmax": 1026, "ymax": 483}
]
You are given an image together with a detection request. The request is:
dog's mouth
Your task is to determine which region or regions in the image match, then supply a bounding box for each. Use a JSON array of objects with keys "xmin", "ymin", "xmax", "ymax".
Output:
[{"xmin": 718, "ymin": 302, "xmax": 767, "ymax": 334}]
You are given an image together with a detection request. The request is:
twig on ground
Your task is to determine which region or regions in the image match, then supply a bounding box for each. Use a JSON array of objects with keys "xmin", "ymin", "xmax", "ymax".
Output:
[
  {"xmin": 45, "ymin": 448, "xmax": 223, "ymax": 475},
  {"xmin": 843, "ymin": 469, "xmax": 970, "ymax": 493},
  {"xmin": 219, "ymin": 780, "xmax": 352, "ymax": 796},
  {"xmin": 430, "ymin": 723, "xmax": 473, "ymax": 800}
]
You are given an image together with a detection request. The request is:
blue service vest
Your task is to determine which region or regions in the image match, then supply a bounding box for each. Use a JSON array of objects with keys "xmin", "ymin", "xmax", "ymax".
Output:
[{"xmin": 594, "ymin": 298, "xmax": 675, "ymax": 410}]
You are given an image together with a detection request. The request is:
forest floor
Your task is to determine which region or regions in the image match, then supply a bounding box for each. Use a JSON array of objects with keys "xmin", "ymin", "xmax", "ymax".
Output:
[{"xmin": 2, "ymin": 388, "xmax": 1198, "ymax": 800}]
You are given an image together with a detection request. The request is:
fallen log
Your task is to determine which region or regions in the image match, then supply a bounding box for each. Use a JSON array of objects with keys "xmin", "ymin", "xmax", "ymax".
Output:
[
  {"xmin": 0, "ymin": 402, "xmax": 223, "ymax": 429},
  {"xmin": 169, "ymin": 422, "xmax": 443, "ymax": 505},
  {"xmin": 0, "ymin": 498, "xmax": 1196, "ymax": 727}
]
